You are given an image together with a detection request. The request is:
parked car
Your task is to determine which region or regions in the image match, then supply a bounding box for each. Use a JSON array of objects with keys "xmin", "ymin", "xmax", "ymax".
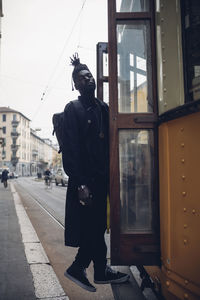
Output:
[{"xmin": 55, "ymin": 168, "xmax": 68, "ymax": 186}]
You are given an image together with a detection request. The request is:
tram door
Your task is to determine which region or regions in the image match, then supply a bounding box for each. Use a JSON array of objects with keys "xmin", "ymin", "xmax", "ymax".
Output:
[{"xmin": 97, "ymin": 0, "xmax": 160, "ymax": 266}]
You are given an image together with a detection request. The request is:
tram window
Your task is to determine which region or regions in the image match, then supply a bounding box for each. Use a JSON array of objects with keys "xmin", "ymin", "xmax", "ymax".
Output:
[
  {"xmin": 119, "ymin": 129, "xmax": 154, "ymax": 233},
  {"xmin": 116, "ymin": 0, "xmax": 149, "ymax": 12},
  {"xmin": 182, "ymin": 0, "xmax": 200, "ymax": 102},
  {"xmin": 117, "ymin": 21, "xmax": 153, "ymax": 113}
]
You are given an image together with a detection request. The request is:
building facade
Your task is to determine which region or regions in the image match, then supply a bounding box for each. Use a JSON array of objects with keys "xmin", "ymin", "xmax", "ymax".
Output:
[{"xmin": 0, "ymin": 107, "xmax": 58, "ymax": 176}]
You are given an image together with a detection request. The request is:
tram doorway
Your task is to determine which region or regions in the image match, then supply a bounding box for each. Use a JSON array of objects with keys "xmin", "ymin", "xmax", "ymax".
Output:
[{"xmin": 97, "ymin": 0, "xmax": 160, "ymax": 266}]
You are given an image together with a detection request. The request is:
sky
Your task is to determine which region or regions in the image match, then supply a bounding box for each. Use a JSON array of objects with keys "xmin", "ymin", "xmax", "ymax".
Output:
[{"xmin": 0, "ymin": 0, "xmax": 108, "ymax": 142}]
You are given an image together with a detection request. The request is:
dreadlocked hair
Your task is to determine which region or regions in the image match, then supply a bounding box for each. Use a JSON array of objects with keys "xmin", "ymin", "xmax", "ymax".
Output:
[{"xmin": 70, "ymin": 52, "xmax": 90, "ymax": 82}]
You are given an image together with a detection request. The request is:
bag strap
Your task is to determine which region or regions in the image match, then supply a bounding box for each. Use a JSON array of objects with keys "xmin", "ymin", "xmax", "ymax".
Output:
[{"xmin": 70, "ymin": 100, "xmax": 89, "ymax": 138}]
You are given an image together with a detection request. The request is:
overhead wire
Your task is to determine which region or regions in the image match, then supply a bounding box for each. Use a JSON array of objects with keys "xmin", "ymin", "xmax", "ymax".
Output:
[
  {"xmin": 32, "ymin": 0, "xmax": 87, "ymax": 121},
  {"xmin": 40, "ymin": 0, "xmax": 87, "ymax": 102}
]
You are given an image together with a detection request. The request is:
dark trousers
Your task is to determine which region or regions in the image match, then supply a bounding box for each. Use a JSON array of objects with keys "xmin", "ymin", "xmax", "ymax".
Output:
[{"xmin": 74, "ymin": 180, "xmax": 108, "ymax": 272}]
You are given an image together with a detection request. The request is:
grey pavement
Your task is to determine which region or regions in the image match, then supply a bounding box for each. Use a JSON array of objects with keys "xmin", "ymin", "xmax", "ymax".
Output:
[{"xmin": 0, "ymin": 182, "xmax": 36, "ymax": 300}]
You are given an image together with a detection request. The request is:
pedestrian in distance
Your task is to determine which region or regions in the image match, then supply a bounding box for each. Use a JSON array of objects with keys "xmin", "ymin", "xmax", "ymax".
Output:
[
  {"xmin": 1, "ymin": 168, "xmax": 9, "ymax": 188},
  {"xmin": 62, "ymin": 53, "xmax": 129, "ymax": 292},
  {"xmin": 44, "ymin": 168, "xmax": 52, "ymax": 188}
]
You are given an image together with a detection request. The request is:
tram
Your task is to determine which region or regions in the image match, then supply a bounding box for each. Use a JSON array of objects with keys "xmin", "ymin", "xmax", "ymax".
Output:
[{"xmin": 97, "ymin": 1, "xmax": 200, "ymax": 299}]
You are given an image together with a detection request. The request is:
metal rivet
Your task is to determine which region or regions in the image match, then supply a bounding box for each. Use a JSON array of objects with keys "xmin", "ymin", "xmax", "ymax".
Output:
[
  {"xmin": 167, "ymin": 270, "xmax": 170, "ymax": 275},
  {"xmin": 167, "ymin": 258, "xmax": 170, "ymax": 264},
  {"xmin": 166, "ymin": 281, "xmax": 170, "ymax": 287},
  {"xmin": 181, "ymin": 159, "xmax": 185, "ymax": 163},
  {"xmin": 192, "ymin": 209, "xmax": 195, "ymax": 214},
  {"xmin": 184, "ymin": 224, "xmax": 187, "ymax": 229},
  {"xmin": 88, "ymin": 120, "xmax": 91, "ymax": 123},
  {"xmin": 185, "ymin": 280, "xmax": 189, "ymax": 285},
  {"xmin": 181, "ymin": 128, "xmax": 184, "ymax": 131},
  {"xmin": 163, "ymin": 73, "xmax": 166, "ymax": 78},
  {"xmin": 162, "ymin": 46, "xmax": 165, "ymax": 49},
  {"xmin": 161, "ymin": 18, "xmax": 164, "ymax": 22},
  {"xmin": 164, "ymin": 88, "xmax": 167, "ymax": 92},
  {"xmin": 182, "ymin": 175, "xmax": 186, "ymax": 180},
  {"xmin": 184, "ymin": 208, "xmax": 187, "ymax": 212},
  {"xmin": 163, "ymin": 59, "xmax": 166, "ymax": 62},
  {"xmin": 184, "ymin": 239, "xmax": 187, "ymax": 244},
  {"xmin": 181, "ymin": 143, "xmax": 185, "ymax": 147},
  {"xmin": 162, "ymin": 32, "xmax": 164, "ymax": 35},
  {"xmin": 164, "ymin": 103, "xmax": 167, "ymax": 106},
  {"xmin": 184, "ymin": 293, "xmax": 188, "ymax": 299},
  {"xmin": 182, "ymin": 192, "xmax": 186, "ymax": 196}
]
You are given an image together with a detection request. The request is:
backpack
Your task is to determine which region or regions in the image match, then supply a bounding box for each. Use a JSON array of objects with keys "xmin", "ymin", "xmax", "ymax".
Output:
[
  {"xmin": 52, "ymin": 112, "xmax": 64, "ymax": 153},
  {"xmin": 52, "ymin": 100, "xmax": 84, "ymax": 153}
]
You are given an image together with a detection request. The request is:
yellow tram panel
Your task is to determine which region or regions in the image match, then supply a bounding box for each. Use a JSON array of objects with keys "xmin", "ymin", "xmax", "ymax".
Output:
[{"xmin": 159, "ymin": 112, "xmax": 200, "ymax": 299}]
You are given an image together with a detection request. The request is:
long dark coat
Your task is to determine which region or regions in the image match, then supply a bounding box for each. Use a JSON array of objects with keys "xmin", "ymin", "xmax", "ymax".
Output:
[
  {"xmin": 62, "ymin": 96, "xmax": 109, "ymax": 247},
  {"xmin": 1, "ymin": 169, "xmax": 9, "ymax": 182}
]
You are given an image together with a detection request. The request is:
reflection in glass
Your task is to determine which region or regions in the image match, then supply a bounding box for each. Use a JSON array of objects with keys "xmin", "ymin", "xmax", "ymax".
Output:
[
  {"xmin": 103, "ymin": 82, "xmax": 109, "ymax": 104},
  {"xmin": 103, "ymin": 52, "xmax": 109, "ymax": 77},
  {"xmin": 116, "ymin": 0, "xmax": 149, "ymax": 12},
  {"xmin": 117, "ymin": 22, "xmax": 153, "ymax": 113},
  {"xmin": 119, "ymin": 129, "xmax": 154, "ymax": 233}
]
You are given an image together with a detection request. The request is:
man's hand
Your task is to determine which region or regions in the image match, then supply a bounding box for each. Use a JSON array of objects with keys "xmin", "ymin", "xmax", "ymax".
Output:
[{"xmin": 78, "ymin": 185, "xmax": 92, "ymax": 206}]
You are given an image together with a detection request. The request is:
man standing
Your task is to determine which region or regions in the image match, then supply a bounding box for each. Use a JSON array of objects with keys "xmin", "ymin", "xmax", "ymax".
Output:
[
  {"xmin": 1, "ymin": 168, "xmax": 9, "ymax": 188},
  {"xmin": 62, "ymin": 54, "xmax": 129, "ymax": 292}
]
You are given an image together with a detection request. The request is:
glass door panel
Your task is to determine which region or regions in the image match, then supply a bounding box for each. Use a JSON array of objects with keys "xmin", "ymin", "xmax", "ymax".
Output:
[
  {"xmin": 117, "ymin": 21, "xmax": 153, "ymax": 113},
  {"xmin": 108, "ymin": 0, "xmax": 159, "ymax": 265},
  {"xmin": 116, "ymin": 0, "xmax": 150, "ymax": 12},
  {"xmin": 119, "ymin": 129, "xmax": 154, "ymax": 233}
]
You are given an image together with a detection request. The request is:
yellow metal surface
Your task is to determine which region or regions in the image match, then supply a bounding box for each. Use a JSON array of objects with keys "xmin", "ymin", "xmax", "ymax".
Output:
[{"xmin": 159, "ymin": 112, "xmax": 200, "ymax": 299}]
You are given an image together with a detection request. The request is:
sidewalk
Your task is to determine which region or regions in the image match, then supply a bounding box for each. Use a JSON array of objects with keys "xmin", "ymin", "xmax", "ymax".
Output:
[{"xmin": 0, "ymin": 182, "xmax": 68, "ymax": 300}]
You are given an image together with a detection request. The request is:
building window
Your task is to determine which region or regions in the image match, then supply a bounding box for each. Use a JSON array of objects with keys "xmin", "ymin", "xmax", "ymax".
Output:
[
  {"xmin": 2, "ymin": 127, "xmax": 6, "ymax": 134},
  {"xmin": 13, "ymin": 114, "xmax": 17, "ymax": 121},
  {"xmin": 2, "ymin": 114, "xmax": 6, "ymax": 122},
  {"xmin": 181, "ymin": 0, "xmax": 200, "ymax": 102}
]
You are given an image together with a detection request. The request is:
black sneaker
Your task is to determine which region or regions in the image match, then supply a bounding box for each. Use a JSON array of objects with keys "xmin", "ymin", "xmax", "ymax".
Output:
[
  {"xmin": 94, "ymin": 266, "xmax": 130, "ymax": 284},
  {"xmin": 64, "ymin": 264, "xmax": 96, "ymax": 292}
]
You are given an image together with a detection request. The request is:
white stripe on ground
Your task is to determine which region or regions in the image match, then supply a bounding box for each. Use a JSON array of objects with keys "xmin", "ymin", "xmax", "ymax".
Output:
[{"xmin": 10, "ymin": 183, "xmax": 69, "ymax": 300}]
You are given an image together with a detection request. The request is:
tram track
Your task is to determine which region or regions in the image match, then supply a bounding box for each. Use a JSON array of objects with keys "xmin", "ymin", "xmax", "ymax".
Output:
[
  {"xmin": 14, "ymin": 178, "xmax": 65, "ymax": 228},
  {"xmin": 21, "ymin": 185, "xmax": 65, "ymax": 230}
]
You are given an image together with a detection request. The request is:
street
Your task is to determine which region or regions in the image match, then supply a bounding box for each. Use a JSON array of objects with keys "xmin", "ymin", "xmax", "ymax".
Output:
[
  {"xmin": 15, "ymin": 176, "xmax": 66, "ymax": 226},
  {"xmin": 13, "ymin": 177, "xmax": 115, "ymax": 300},
  {"xmin": 11, "ymin": 177, "xmax": 156, "ymax": 300}
]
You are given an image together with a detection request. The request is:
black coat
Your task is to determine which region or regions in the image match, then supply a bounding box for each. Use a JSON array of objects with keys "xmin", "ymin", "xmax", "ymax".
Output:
[
  {"xmin": 1, "ymin": 169, "xmax": 9, "ymax": 182},
  {"xmin": 62, "ymin": 96, "xmax": 109, "ymax": 247}
]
